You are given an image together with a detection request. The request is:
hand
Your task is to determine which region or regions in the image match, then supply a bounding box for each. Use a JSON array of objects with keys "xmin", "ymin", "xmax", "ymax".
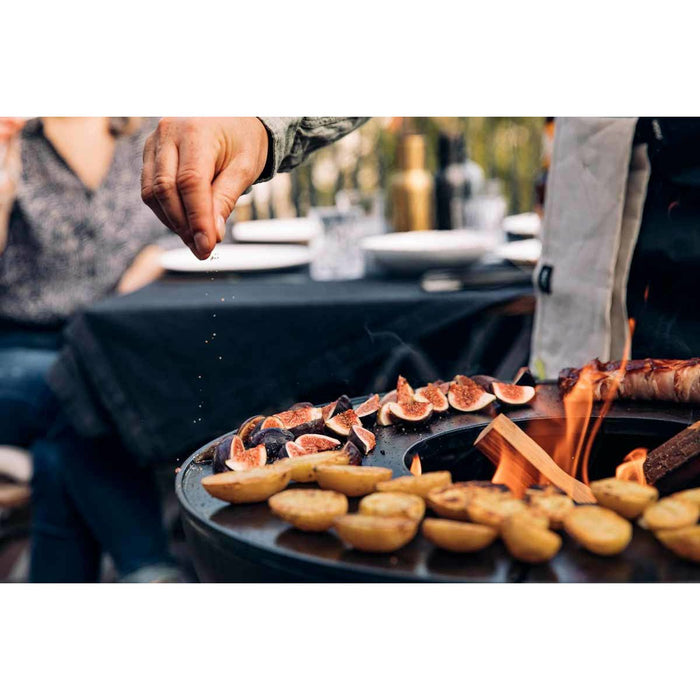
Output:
[
  {"xmin": 141, "ymin": 118, "xmax": 269, "ymax": 260},
  {"xmin": 116, "ymin": 245, "xmax": 165, "ymax": 295}
]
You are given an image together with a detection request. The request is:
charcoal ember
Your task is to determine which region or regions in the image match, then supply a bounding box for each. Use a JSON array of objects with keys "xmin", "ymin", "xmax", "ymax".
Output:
[
  {"xmin": 348, "ymin": 425, "xmax": 377, "ymax": 455},
  {"xmin": 513, "ymin": 366, "xmax": 536, "ymax": 387},
  {"xmin": 329, "ymin": 395, "xmax": 353, "ymax": 418},
  {"xmin": 491, "ymin": 382, "xmax": 536, "ymax": 406},
  {"xmin": 470, "ymin": 375, "xmax": 497, "ymax": 392},
  {"xmin": 213, "ymin": 436, "xmax": 234, "ymax": 473},
  {"xmin": 342, "ymin": 440, "xmax": 363, "ymax": 466},
  {"xmin": 355, "ymin": 394, "xmax": 380, "ymax": 424},
  {"xmin": 237, "ymin": 415, "xmax": 265, "ymax": 445},
  {"xmin": 377, "ymin": 403, "xmax": 395, "ymax": 426},
  {"xmin": 325, "ymin": 408, "xmax": 362, "ymax": 437},
  {"xmin": 250, "ymin": 427, "xmax": 295, "ymax": 461},
  {"xmin": 396, "ymin": 375, "xmax": 415, "ymax": 403},
  {"xmin": 415, "ymin": 383, "xmax": 449, "ymax": 413},
  {"xmin": 261, "ymin": 416, "xmax": 285, "ymax": 430},
  {"xmin": 388, "ymin": 399, "xmax": 434, "ymax": 424},
  {"xmin": 295, "ymin": 434, "xmax": 341, "ymax": 453},
  {"xmin": 448, "ymin": 376, "xmax": 496, "ymax": 412},
  {"xmin": 380, "ymin": 389, "xmax": 398, "ymax": 406},
  {"xmin": 278, "ymin": 441, "xmax": 308, "ymax": 459},
  {"xmin": 225, "ymin": 443, "xmax": 268, "ymax": 471}
]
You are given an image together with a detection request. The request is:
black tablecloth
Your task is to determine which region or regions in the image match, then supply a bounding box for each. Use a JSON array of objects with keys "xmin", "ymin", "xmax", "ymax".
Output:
[{"xmin": 49, "ymin": 271, "xmax": 531, "ymax": 465}]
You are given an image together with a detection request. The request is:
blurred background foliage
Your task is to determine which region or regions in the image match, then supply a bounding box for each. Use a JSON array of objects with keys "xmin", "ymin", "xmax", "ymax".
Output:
[{"xmin": 282, "ymin": 117, "xmax": 544, "ymax": 218}]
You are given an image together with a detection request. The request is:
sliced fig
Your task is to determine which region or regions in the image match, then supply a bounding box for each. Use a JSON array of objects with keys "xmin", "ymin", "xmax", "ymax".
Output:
[
  {"xmin": 396, "ymin": 375, "xmax": 414, "ymax": 403},
  {"xmin": 329, "ymin": 394, "xmax": 353, "ymax": 418},
  {"xmin": 437, "ymin": 381, "xmax": 451, "ymax": 394},
  {"xmin": 380, "ymin": 389, "xmax": 398, "ymax": 406},
  {"xmin": 230, "ymin": 435, "xmax": 246, "ymax": 459},
  {"xmin": 261, "ymin": 416, "xmax": 285, "ymax": 430},
  {"xmin": 250, "ymin": 427, "xmax": 295, "ymax": 461},
  {"xmin": 225, "ymin": 443, "xmax": 268, "ymax": 471},
  {"xmin": 415, "ymin": 383, "xmax": 449, "ymax": 413},
  {"xmin": 348, "ymin": 425, "xmax": 377, "ymax": 455},
  {"xmin": 355, "ymin": 394, "xmax": 380, "ymax": 424},
  {"xmin": 237, "ymin": 415, "xmax": 265, "ymax": 445},
  {"xmin": 274, "ymin": 406, "xmax": 324, "ymax": 437},
  {"xmin": 492, "ymin": 382, "xmax": 536, "ymax": 405},
  {"xmin": 448, "ymin": 377, "xmax": 496, "ymax": 412},
  {"xmin": 470, "ymin": 375, "xmax": 497, "ymax": 393},
  {"xmin": 377, "ymin": 403, "xmax": 395, "ymax": 426},
  {"xmin": 513, "ymin": 366, "xmax": 536, "ymax": 387},
  {"xmin": 388, "ymin": 400, "xmax": 434, "ymax": 423},
  {"xmin": 321, "ymin": 400, "xmax": 338, "ymax": 422},
  {"xmin": 213, "ymin": 436, "xmax": 234, "ymax": 473},
  {"xmin": 278, "ymin": 441, "xmax": 308, "ymax": 460},
  {"xmin": 325, "ymin": 408, "xmax": 362, "ymax": 437},
  {"xmin": 289, "ymin": 401, "xmax": 313, "ymax": 410},
  {"xmin": 295, "ymin": 434, "xmax": 341, "ymax": 453},
  {"xmin": 342, "ymin": 440, "xmax": 363, "ymax": 466}
]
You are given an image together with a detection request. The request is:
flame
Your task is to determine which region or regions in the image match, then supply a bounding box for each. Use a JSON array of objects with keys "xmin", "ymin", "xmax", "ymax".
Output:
[
  {"xmin": 615, "ymin": 447, "xmax": 648, "ymax": 484},
  {"xmin": 644, "ymin": 285, "xmax": 650, "ymax": 304},
  {"xmin": 410, "ymin": 454, "xmax": 422, "ymax": 476}
]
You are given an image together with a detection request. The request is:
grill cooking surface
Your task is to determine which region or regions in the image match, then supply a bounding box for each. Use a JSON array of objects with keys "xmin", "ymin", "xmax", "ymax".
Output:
[{"xmin": 176, "ymin": 385, "xmax": 700, "ymax": 582}]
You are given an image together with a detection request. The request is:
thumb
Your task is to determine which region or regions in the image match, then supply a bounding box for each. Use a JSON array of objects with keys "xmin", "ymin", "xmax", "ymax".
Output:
[{"xmin": 211, "ymin": 160, "xmax": 255, "ymax": 242}]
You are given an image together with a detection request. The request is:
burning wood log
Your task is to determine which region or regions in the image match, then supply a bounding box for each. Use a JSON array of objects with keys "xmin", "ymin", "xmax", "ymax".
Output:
[
  {"xmin": 474, "ymin": 414, "xmax": 597, "ymax": 503},
  {"xmin": 643, "ymin": 421, "xmax": 700, "ymax": 492}
]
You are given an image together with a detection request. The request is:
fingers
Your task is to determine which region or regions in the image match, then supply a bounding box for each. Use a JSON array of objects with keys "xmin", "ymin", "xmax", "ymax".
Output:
[
  {"xmin": 176, "ymin": 133, "xmax": 216, "ymax": 259},
  {"xmin": 153, "ymin": 141, "xmax": 189, "ymax": 238},
  {"xmin": 211, "ymin": 157, "xmax": 259, "ymax": 240},
  {"xmin": 141, "ymin": 135, "xmax": 180, "ymax": 242}
]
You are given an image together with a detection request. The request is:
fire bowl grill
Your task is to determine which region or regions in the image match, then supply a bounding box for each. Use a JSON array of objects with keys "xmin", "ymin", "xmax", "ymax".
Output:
[{"xmin": 176, "ymin": 384, "xmax": 700, "ymax": 583}]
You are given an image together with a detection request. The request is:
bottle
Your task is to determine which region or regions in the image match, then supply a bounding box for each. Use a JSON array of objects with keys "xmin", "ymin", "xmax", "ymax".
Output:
[
  {"xmin": 435, "ymin": 132, "xmax": 470, "ymax": 230},
  {"xmin": 389, "ymin": 134, "xmax": 434, "ymax": 232}
]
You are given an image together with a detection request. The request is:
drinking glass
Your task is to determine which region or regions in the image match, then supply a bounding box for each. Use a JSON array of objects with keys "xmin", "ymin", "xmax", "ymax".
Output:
[{"xmin": 309, "ymin": 206, "xmax": 368, "ymax": 281}]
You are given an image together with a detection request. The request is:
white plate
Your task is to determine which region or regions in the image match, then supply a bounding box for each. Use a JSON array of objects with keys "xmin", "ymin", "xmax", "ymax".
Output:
[
  {"xmin": 160, "ymin": 244, "xmax": 312, "ymax": 273},
  {"xmin": 361, "ymin": 230, "xmax": 496, "ymax": 273},
  {"xmin": 494, "ymin": 238, "xmax": 542, "ymax": 268},
  {"xmin": 232, "ymin": 217, "xmax": 323, "ymax": 244},
  {"xmin": 502, "ymin": 212, "xmax": 541, "ymax": 238}
]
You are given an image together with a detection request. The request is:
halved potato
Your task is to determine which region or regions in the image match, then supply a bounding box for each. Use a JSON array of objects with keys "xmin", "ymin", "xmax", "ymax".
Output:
[
  {"xmin": 425, "ymin": 482, "xmax": 503, "ymax": 521},
  {"xmin": 656, "ymin": 525, "xmax": 700, "ymax": 563},
  {"xmin": 333, "ymin": 514, "xmax": 419, "ymax": 552},
  {"xmin": 501, "ymin": 511, "xmax": 562, "ymax": 563},
  {"xmin": 466, "ymin": 491, "xmax": 527, "ymax": 529},
  {"xmin": 268, "ymin": 488, "xmax": 348, "ymax": 531},
  {"xmin": 359, "ymin": 492, "xmax": 425, "ymax": 521},
  {"xmin": 376, "ymin": 471, "xmax": 452, "ymax": 498},
  {"xmin": 314, "ymin": 465, "xmax": 392, "ymax": 497},
  {"xmin": 421, "ymin": 518, "xmax": 498, "ymax": 553},
  {"xmin": 563, "ymin": 505, "xmax": 632, "ymax": 556},
  {"xmin": 201, "ymin": 464, "xmax": 292, "ymax": 504},
  {"xmin": 275, "ymin": 449, "xmax": 351, "ymax": 483},
  {"xmin": 525, "ymin": 489, "xmax": 574, "ymax": 529},
  {"xmin": 590, "ymin": 478, "xmax": 659, "ymax": 519},
  {"xmin": 671, "ymin": 487, "xmax": 700, "ymax": 508},
  {"xmin": 643, "ymin": 497, "xmax": 699, "ymax": 531}
]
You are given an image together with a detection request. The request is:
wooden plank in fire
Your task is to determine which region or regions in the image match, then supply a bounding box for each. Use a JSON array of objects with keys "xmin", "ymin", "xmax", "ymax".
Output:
[{"xmin": 474, "ymin": 414, "xmax": 597, "ymax": 504}]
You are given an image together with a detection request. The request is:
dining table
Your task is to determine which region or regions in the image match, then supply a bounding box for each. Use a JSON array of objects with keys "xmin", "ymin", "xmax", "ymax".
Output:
[{"xmin": 48, "ymin": 263, "xmax": 534, "ymax": 467}]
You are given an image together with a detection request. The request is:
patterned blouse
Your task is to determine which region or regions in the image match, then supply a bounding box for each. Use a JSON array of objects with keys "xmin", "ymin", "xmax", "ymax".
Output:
[{"xmin": 0, "ymin": 118, "xmax": 171, "ymax": 328}]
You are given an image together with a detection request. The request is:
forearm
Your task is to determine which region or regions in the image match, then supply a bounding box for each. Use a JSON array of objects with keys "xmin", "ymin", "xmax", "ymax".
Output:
[{"xmin": 256, "ymin": 117, "xmax": 370, "ymax": 182}]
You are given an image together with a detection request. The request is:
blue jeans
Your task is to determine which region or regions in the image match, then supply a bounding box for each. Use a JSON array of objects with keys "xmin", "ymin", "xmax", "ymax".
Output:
[{"xmin": 0, "ymin": 330, "xmax": 174, "ymax": 582}]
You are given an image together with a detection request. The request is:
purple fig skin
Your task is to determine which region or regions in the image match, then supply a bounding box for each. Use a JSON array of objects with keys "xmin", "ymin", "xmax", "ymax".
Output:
[
  {"xmin": 342, "ymin": 441, "xmax": 363, "ymax": 466},
  {"xmin": 213, "ymin": 436, "xmax": 234, "ymax": 473},
  {"xmin": 249, "ymin": 427, "xmax": 295, "ymax": 461},
  {"xmin": 289, "ymin": 401, "xmax": 314, "ymax": 410},
  {"xmin": 288, "ymin": 417, "xmax": 326, "ymax": 438},
  {"xmin": 330, "ymin": 395, "xmax": 353, "ymax": 418},
  {"xmin": 237, "ymin": 415, "xmax": 265, "ymax": 446},
  {"xmin": 470, "ymin": 375, "xmax": 497, "ymax": 392},
  {"xmin": 513, "ymin": 367, "xmax": 536, "ymax": 387}
]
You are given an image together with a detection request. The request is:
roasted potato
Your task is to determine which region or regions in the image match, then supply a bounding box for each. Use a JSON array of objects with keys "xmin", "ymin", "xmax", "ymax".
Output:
[
  {"xmin": 466, "ymin": 491, "xmax": 527, "ymax": 529},
  {"xmin": 525, "ymin": 489, "xmax": 574, "ymax": 529},
  {"xmin": 314, "ymin": 465, "xmax": 392, "ymax": 496},
  {"xmin": 671, "ymin": 487, "xmax": 700, "ymax": 508},
  {"xmin": 275, "ymin": 449, "xmax": 351, "ymax": 483},
  {"xmin": 333, "ymin": 514, "xmax": 419, "ymax": 552},
  {"xmin": 425, "ymin": 481, "xmax": 502, "ymax": 521},
  {"xmin": 501, "ymin": 511, "xmax": 562, "ymax": 564},
  {"xmin": 643, "ymin": 497, "xmax": 699, "ymax": 531},
  {"xmin": 590, "ymin": 478, "xmax": 659, "ymax": 519},
  {"xmin": 563, "ymin": 505, "xmax": 632, "ymax": 556},
  {"xmin": 656, "ymin": 525, "xmax": 700, "ymax": 563},
  {"xmin": 201, "ymin": 464, "xmax": 292, "ymax": 504},
  {"xmin": 268, "ymin": 488, "xmax": 348, "ymax": 531},
  {"xmin": 376, "ymin": 471, "xmax": 452, "ymax": 498},
  {"xmin": 359, "ymin": 492, "xmax": 425, "ymax": 521},
  {"xmin": 421, "ymin": 518, "xmax": 498, "ymax": 553}
]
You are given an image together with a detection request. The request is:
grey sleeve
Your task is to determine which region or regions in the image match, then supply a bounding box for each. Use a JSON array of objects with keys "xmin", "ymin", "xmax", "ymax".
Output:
[{"xmin": 256, "ymin": 117, "xmax": 370, "ymax": 182}]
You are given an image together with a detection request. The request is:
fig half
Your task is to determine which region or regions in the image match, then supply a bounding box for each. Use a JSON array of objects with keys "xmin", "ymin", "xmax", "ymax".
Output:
[
  {"xmin": 249, "ymin": 427, "xmax": 295, "ymax": 461},
  {"xmin": 225, "ymin": 443, "xmax": 268, "ymax": 471},
  {"xmin": 513, "ymin": 366, "xmax": 536, "ymax": 387},
  {"xmin": 388, "ymin": 399, "xmax": 434, "ymax": 424},
  {"xmin": 448, "ymin": 376, "xmax": 496, "ymax": 412},
  {"xmin": 295, "ymin": 434, "xmax": 341, "ymax": 453},
  {"xmin": 492, "ymin": 382, "xmax": 536, "ymax": 405},
  {"xmin": 278, "ymin": 441, "xmax": 308, "ymax": 459},
  {"xmin": 348, "ymin": 425, "xmax": 377, "ymax": 455},
  {"xmin": 325, "ymin": 408, "xmax": 362, "ymax": 437},
  {"xmin": 470, "ymin": 375, "xmax": 497, "ymax": 393},
  {"xmin": 355, "ymin": 394, "xmax": 380, "ymax": 424},
  {"xmin": 273, "ymin": 406, "xmax": 324, "ymax": 437},
  {"xmin": 237, "ymin": 415, "xmax": 265, "ymax": 445},
  {"xmin": 377, "ymin": 403, "xmax": 395, "ymax": 427},
  {"xmin": 329, "ymin": 395, "xmax": 354, "ymax": 418},
  {"xmin": 396, "ymin": 375, "xmax": 414, "ymax": 403},
  {"xmin": 380, "ymin": 389, "xmax": 398, "ymax": 406},
  {"xmin": 261, "ymin": 416, "xmax": 285, "ymax": 430},
  {"xmin": 415, "ymin": 383, "xmax": 449, "ymax": 413}
]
